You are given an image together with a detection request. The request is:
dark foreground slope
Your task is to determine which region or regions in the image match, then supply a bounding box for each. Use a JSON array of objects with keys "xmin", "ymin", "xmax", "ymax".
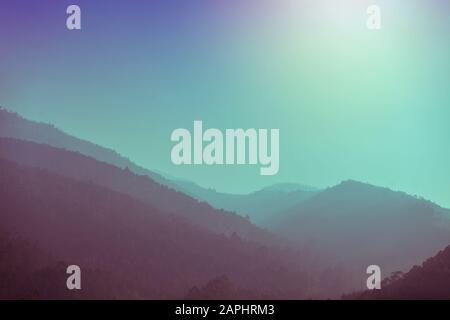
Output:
[
  {"xmin": 0, "ymin": 232, "xmax": 122, "ymax": 299},
  {"xmin": 345, "ymin": 245, "xmax": 450, "ymax": 300},
  {"xmin": 0, "ymin": 158, "xmax": 309, "ymax": 299}
]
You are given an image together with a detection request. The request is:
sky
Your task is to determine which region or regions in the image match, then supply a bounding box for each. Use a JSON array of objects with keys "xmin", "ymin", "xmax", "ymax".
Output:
[{"xmin": 1, "ymin": 0, "xmax": 449, "ymax": 207}]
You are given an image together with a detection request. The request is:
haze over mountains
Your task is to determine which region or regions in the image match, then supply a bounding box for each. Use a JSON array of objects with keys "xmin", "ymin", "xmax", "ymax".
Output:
[
  {"xmin": 0, "ymin": 108, "xmax": 318, "ymax": 224},
  {"xmin": 0, "ymin": 108, "xmax": 311, "ymax": 224},
  {"xmin": 269, "ymin": 180, "xmax": 450, "ymax": 292},
  {"xmin": 1, "ymin": 107, "xmax": 450, "ymax": 299},
  {"xmin": 173, "ymin": 180, "xmax": 319, "ymax": 225},
  {"xmin": 0, "ymin": 108, "xmax": 171, "ymax": 185}
]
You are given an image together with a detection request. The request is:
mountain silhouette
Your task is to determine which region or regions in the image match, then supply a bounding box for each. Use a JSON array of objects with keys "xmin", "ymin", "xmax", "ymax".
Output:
[
  {"xmin": 0, "ymin": 108, "xmax": 315, "ymax": 224},
  {"xmin": 344, "ymin": 244, "xmax": 450, "ymax": 299},
  {"xmin": 0, "ymin": 137, "xmax": 274, "ymax": 243},
  {"xmin": 268, "ymin": 180, "xmax": 450, "ymax": 294},
  {"xmin": 0, "ymin": 231, "xmax": 123, "ymax": 299},
  {"xmin": 0, "ymin": 158, "xmax": 310, "ymax": 299},
  {"xmin": 3, "ymin": 108, "xmax": 450, "ymax": 299},
  {"xmin": 0, "ymin": 108, "xmax": 174, "ymax": 184},
  {"xmin": 174, "ymin": 180, "xmax": 318, "ymax": 225}
]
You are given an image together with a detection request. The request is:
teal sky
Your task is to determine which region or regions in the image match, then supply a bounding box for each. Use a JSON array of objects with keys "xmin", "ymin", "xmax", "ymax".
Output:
[{"xmin": 1, "ymin": 0, "xmax": 449, "ymax": 207}]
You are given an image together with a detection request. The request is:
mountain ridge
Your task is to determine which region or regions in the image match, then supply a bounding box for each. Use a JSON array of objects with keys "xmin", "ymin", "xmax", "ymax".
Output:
[
  {"xmin": 344, "ymin": 244, "xmax": 450, "ymax": 300},
  {"xmin": 0, "ymin": 108, "xmax": 317, "ymax": 219},
  {"xmin": 0, "ymin": 137, "xmax": 276, "ymax": 243},
  {"xmin": 267, "ymin": 179, "xmax": 450, "ymax": 294},
  {"xmin": 0, "ymin": 157, "xmax": 310, "ymax": 299}
]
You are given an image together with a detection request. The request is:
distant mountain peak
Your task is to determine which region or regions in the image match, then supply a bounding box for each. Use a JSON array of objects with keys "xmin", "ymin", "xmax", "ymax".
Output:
[
  {"xmin": 259, "ymin": 183, "xmax": 318, "ymax": 193},
  {"xmin": 338, "ymin": 179, "xmax": 374, "ymax": 188},
  {"xmin": 330, "ymin": 179, "xmax": 395, "ymax": 195}
]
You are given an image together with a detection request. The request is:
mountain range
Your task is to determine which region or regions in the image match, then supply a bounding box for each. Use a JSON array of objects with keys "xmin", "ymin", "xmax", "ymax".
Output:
[
  {"xmin": 1, "ymin": 107, "xmax": 450, "ymax": 299},
  {"xmin": 0, "ymin": 108, "xmax": 313, "ymax": 224},
  {"xmin": 0, "ymin": 157, "xmax": 310, "ymax": 299},
  {"xmin": 269, "ymin": 180, "xmax": 450, "ymax": 293},
  {"xmin": 0, "ymin": 137, "xmax": 274, "ymax": 243}
]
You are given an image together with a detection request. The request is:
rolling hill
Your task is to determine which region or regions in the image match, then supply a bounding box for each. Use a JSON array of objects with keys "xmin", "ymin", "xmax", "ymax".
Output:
[
  {"xmin": 0, "ymin": 157, "xmax": 310, "ymax": 299},
  {"xmin": 0, "ymin": 107, "xmax": 172, "ymax": 184},
  {"xmin": 0, "ymin": 108, "xmax": 314, "ymax": 224},
  {"xmin": 344, "ymin": 244, "xmax": 450, "ymax": 299},
  {"xmin": 173, "ymin": 180, "xmax": 318, "ymax": 225},
  {"xmin": 0, "ymin": 137, "xmax": 275, "ymax": 243},
  {"xmin": 268, "ymin": 180, "xmax": 450, "ymax": 293},
  {"xmin": 3, "ymin": 108, "xmax": 450, "ymax": 298}
]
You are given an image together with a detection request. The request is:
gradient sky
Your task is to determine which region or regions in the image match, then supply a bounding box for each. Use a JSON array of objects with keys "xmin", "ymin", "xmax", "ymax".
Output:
[{"xmin": 1, "ymin": 0, "xmax": 449, "ymax": 207}]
